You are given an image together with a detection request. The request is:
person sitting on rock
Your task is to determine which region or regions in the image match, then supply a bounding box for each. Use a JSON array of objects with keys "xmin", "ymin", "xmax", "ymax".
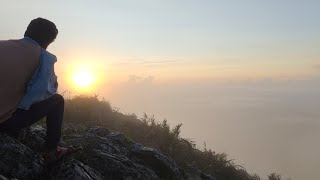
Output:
[{"xmin": 0, "ymin": 18, "xmax": 69, "ymax": 161}]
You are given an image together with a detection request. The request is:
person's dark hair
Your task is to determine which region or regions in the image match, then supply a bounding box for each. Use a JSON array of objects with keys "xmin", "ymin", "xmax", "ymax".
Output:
[{"xmin": 24, "ymin": 18, "xmax": 58, "ymax": 49}]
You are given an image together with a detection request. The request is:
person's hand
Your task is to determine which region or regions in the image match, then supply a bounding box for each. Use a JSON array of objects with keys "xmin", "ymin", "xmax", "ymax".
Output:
[{"xmin": 54, "ymin": 81, "xmax": 58, "ymax": 89}]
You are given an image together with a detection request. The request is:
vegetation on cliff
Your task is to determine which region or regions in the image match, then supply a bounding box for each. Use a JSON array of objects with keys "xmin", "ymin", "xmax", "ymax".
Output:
[{"xmin": 63, "ymin": 95, "xmax": 289, "ymax": 180}]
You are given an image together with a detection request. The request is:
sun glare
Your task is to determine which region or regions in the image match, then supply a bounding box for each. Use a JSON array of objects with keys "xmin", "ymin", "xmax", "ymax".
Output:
[{"xmin": 72, "ymin": 69, "xmax": 95, "ymax": 89}]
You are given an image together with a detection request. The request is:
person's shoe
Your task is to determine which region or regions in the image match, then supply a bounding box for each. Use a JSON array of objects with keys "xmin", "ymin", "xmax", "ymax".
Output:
[
  {"xmin": 42, "ymin": 146, "xmax": 69, "ymax": 163},
  {"xmin": 42, "ymin": 146, "xmax": 83, "ymax": 163}
]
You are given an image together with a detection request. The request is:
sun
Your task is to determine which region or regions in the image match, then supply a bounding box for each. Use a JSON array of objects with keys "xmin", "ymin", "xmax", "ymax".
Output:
[{"xmin": 72, "ymin": 69, "xmax": 95, "ymax": 89}]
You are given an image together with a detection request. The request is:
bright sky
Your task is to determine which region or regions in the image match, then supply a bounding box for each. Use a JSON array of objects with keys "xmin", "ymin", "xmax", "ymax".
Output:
[{"xmin": 1, "ymin": 0, "xmax": 320, "ymax": 89}]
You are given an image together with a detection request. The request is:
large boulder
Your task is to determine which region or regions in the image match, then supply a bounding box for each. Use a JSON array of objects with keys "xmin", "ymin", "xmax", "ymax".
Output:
[
  {"xmin": 65, "ymin": 127, "xmax": 187, "ymax": 179},
  {"xmin": 0, "ymin": 133, "xmax": 44, "ymax": 179},
  {"xmin": 64, "ymin": 127, "xmax": 186, "ymax": 179},
  {"xmin": 108, "ymin": 132, "xmax": 186, "ymax": 179}
]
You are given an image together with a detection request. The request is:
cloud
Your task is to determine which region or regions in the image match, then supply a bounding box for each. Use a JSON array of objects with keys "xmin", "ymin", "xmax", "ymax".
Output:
[
  {"xmin": 138, "ymin": 60, "xmax": 182, "ymax": 67},
  {"xmin": 127, "ymin": 75, "xmax": 155, "ymax": 85},
  {"xmin": 112, "ymin": 58, "xmax": 184, "ymax": 67}
]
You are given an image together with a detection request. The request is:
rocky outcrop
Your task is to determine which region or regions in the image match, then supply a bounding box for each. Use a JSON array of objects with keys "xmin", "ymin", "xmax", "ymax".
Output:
[
  {"xmin": 0, "ymin": 125, "xmax": 195, "ymax": 179},
  {"xmin": 64, "ymin": 127, "xmax": 185, "ymax": 179},
  {"xmin": 0, "ymin": 133, "xmax": 43, "ymax": 179},
  {"xmin": 50, "ymin": 159, "xmax": 103, "ymax": 180}
]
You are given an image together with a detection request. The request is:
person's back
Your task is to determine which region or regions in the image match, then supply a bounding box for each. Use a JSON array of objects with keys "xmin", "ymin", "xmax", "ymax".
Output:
[
  {"xmin": 0, "ymin": 40, "xmax": 40, "ymax": 122},
  {"xmin": 0, "ymin": 18, "xmax": 74, "ymax": 162}
]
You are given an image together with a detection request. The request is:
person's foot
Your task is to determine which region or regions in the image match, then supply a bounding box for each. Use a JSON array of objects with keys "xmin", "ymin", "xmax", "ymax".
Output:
[
  {"xmin": 42, "ymin": 146, "xmax": 83, "ymax": 163},
  {"xmin": 42, "ymin": 146, "xmax": 69, "ymax": 163}
]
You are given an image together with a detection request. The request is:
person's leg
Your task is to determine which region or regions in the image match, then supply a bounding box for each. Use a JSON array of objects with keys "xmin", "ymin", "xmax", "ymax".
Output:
[
  {"xmin": 44, "ymin": 95, "xmax": 64, "ymax": 150},
  {"xmin": 0, "ymin": 94, "xmax": 64, "ymax": 150},
  {"xmin": 0, "ymin": 109, "xmax": 42, "ymax": 138}
]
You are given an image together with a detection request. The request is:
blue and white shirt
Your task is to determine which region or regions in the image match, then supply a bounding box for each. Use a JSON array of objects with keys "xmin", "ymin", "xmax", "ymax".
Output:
[{"xmin": 18, "ymin": 37, "xmax": 58, "ymax": 110}]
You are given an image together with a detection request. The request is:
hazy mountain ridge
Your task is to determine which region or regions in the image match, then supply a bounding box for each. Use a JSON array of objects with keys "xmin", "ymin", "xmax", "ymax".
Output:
[{"xmin": 0, "ymin": 96, "xmax": 289, "ymax": 180}]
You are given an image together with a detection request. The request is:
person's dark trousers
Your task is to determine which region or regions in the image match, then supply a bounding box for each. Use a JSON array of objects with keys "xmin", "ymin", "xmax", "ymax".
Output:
[{"xmin": 0, "ymin": 94, "xmax": 64, "ymax": 151}]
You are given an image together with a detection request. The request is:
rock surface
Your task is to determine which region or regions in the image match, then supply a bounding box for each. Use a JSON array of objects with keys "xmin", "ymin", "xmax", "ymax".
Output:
[
  {"xmin": 50, "ymin": 159, "xmax": 103, "ymax": 180},
  {"xmin": 0, "ymin": 125, "xmax": 213, "ymax": 180},
  {"xmin": 0, "ymin": 133, "xmax": 43, "ymax": 179},
  {"xmin": 64, "ymin": 128, "xmax": 173, "ymax": 179},
  {"xmin": 0, "ymin": 174, "xmax": 8, "ymax": 180}
]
